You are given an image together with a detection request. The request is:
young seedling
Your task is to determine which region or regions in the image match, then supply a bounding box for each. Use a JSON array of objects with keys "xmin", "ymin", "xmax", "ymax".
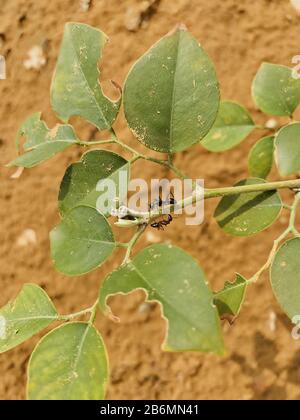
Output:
[{"xmin": 2, "ymin": 22, "xmax": 300, "ymax": 400}]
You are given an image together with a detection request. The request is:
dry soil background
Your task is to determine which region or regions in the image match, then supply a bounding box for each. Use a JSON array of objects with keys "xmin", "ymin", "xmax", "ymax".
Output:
[{"xmin": 1, "ymin": 0, "xmax": 300, "ymax": 400}]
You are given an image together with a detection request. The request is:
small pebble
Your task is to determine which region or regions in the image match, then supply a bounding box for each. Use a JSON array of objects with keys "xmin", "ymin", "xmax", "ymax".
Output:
[{"xmin": 16, "ymin": 229, "xmax": 37, "ymax": 247}]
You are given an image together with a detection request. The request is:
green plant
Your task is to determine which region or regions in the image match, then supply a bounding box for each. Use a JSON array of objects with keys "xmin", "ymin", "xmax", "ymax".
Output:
[{"xmin": 2, "ymin": 22, "xmax": 300, "ymax": 400}]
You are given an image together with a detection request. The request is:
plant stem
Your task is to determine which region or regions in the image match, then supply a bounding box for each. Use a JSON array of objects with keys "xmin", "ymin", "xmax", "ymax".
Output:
[
  {"xmin": 204, "ymin": 179, "xmax": 300, "ymax": 199},
  {"xmin": 110, "ymin": 128, "xmax": 140, "ymax": 156},
  {"xmin": 116, "ymin": 179, "xmax": 300, "ymax": 226},
  {"xmin": 289, "ymin": 192, "xmax": 300, "ymax": 235},
  {"xmin": 248, "ymin": 227, "xmax": 290, "ymax": 283},
  {"xmin": 248, "ymin": 192, "xmax": 300, "ymax": 283},
  {"xmin": 88, "ymin": 301, "xmax": 99, "ymax": 325},
  {"xmin": 78, "ymin": 128, "xmax": 187, "ymax": 179},
  {"xmin": 121, "ymin": 224, "xmax": 147, "ymax": 265}
]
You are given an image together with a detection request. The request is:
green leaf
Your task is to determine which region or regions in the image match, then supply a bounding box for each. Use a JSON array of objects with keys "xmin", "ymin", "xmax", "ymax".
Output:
[
  {"xmin": 201, "ymin": 101, "xmax": 255, "ymax": 152},
  {"xmin": 50, "ymin": 206, "xmax": 115, "ymax": 276},
  {"xmin": 27, "ymin": 322, "xmax": 108, "ymax": 400},
  {"xmin": 248, "ymin": 135, "xmax": 274, "ymax": 179},
  {"xmin": 214, "ymin": 178, "xmax": 282, "ymax": 237},
  {"xmin": 252, "ymin": 63, "xmax": 300, "ymax": 116},
  {"xmin": 100, "ymin": 244, "xmax": 225, "ymax": 354},
  {"xmin": 123, "ymin": 26, "xmax": 220, "ymax": 153},
  {"xmin": 275, "ymin": 123, "xmax": 300, "ymax": 176},
  {"xmin": 59, "ymin": 150, "xmax": 129, "ymax": 217},
  {"xmin": 0, "ymin": 284, "xmax": 57, "ymax": 353},
  {"xmin": 51, "ymin": 23, "xmax": 120, "ymax": 130},
  {"xmin": 271, "ymin": 238, "xmax": 300, "ymax": 319},
  {"xmin": 8, "ymin": 113, "xmax": 77, "ymax": 168},
  {"xmin": 214, "ymin": 274, "xmax": 247, "ymax": 320}
]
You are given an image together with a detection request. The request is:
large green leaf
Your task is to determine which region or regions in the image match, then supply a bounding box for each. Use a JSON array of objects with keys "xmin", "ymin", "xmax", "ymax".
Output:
[
  {"xmin": 252, "ymin": 63, "xmax": 300, "ymax": 116},
  {"xmin": 51, "ymin": 23, "xmax": 120, "ymax": 130},
  {"xmin": 50, "ymin": 206, "xmax": 115, "ymax": 276},
  {"xmin": 123, "ymin": 26, "xmax": 220, "ymax": 153},
  {"xmin": 59, "ymin": 150, "xmax": 129, "ymax": 217},
  {"xmin": 214, "ymin": 178, "xmax": 282, "ymax": 236},
  {"xmin": 201, "ymin": 101, "xmax": 255, "ymax": 152},
  {"xmin": 275, "ymin": 123, "xmax": 300, "ymax": 176},
  {"xmin": 27, "ymin": 322, "xmax": 108, "ymax": 400},
  {"xmin": 214, "ymin": 274, "xmax": 247, "ymax": 321},
  {"xmin": 248, "ymin": 136, "xmax": 274, "ymax": 179},
  {"xmin": 271, "ymin": 238, "xmax": 300, "ymax": 319},
  {"xmin": 100, "ymin": 244, "xmax": 225, "ymax": 354},
  {"xmin": 0, "ymin": 284, "xmax": 57, "ymax": 353},
  {"xmin": 8, "ymin": 113, "xmax": 77, "ymax": 168}
]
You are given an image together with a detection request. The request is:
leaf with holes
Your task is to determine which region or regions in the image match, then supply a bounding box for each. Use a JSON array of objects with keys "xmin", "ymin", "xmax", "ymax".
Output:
[
  {"xmin": 248, "ymin": 136, "xmax": 274, "ymax": 179},
  {"xmin": 124, "ymin": 25, "xmax": 219, "ymax": 153},
  {"xmin": 27, "ymin": 322, "xmax": 108, "ymax": 400},
  {"xmin": 100, "ymin": 244, "xmax": 225, "ymax": 354},
  {"xmin": 275, "ymin": 123, "xmax": 300, "ymax": 176},
  {"xmin": 201, "ymin": 101, "xmax": 255, "ymax": 152},
  {"xmin": 271, "ymin": 238, "xmax": 300, "ymax": 319},
  {"xmin": 50, "ymin": 206, "xmax": 115, "ymax": 276},
  {"xmin": 59, "ymin": 150, "xmax": 129, "ymax": 217},
  {"xmin": 214, "ymin": 178, "xmax": 282, "ymax": 236},
  {"xmin": 51, "ymin": 23, "xmax": 121, "ymax": 130},
  {"xmin": 252, "ymin": 63, "xmax": 300, "ymax": 116},
  {"xmin": 0, "ymin": 284, "xmax": 57, "ymax": 353},
  {"xmin": 214, "ymin": 274, "xmax": 247, "ymax": 321},
  {"xmin": 8, "ymin": 113, "xmax": 78, "ymax": 168}
]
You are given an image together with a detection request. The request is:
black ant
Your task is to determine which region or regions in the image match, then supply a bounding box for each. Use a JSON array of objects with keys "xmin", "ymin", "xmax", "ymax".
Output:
[{"xmin": 150, "ymin": 192, "xmax": 176, "ymax": 230}]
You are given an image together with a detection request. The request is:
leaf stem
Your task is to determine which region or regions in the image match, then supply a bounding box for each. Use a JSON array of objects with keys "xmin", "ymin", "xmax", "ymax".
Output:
[
  {"xmin": 58, "ymin": 306, "xmax": 94, "ymax": 321},
  {"xmin": 116, "ymin": 241, "xmax": 130, "ymax": 248},
  {"xmin": 77, "ymin": 139, "xmax": 116, "ymax": 146}
]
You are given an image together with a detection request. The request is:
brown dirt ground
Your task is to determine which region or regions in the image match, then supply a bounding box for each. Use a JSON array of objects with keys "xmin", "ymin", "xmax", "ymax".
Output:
[{"xmin": 1, "ymin": 0, "xmax": 300, "ymax": 400}]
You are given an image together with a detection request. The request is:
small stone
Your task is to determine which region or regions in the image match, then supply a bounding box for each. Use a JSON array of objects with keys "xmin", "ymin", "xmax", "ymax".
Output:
[
  {"xmin": 268, "ymin": 311, "xmax": 277, "ymax": 333},
  {"xmin": 124, "ymin": 7, "xmax": 142, "ymax": 31},
  {"xmin": 23, "ymin": 46, "xmax": 47, "ymax": 71},
  {"xmin": 265, "ymin": 118, "xmax": 278, "ymax": 129},
  {"xmin": 138, "ymin": 302, "xmax": 152, "ymax": 314},
  {"xmin": 79, "ymin": 0, "xmax": 91, "ymax": 12},
  {"xmin": 10, "ymin": 167, "xmax": 24, "ymax": 179},
  {"xmin": 124, "ymin": 1, "xmax": 159, "ymax": 32},
  {"xmin": 16, "ymin": 229, "xmax": 37, "ymax": 247}
]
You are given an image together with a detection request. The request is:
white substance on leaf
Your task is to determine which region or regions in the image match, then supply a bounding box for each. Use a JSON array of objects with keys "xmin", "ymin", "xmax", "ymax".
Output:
[
  {"xmin": 16, "ymin": 229, "xmax": 37, "ymax": 247},
  {"xmin": 291, "ymin": 0, "xmax": 300, "ymax": 13},
  {"xmin": 23, "ymin": 46, "xmax": 46, "ymax": 71},
  {"xmin": 0, "ymin": 316, "xmax": 6, "ymax": 340}
]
